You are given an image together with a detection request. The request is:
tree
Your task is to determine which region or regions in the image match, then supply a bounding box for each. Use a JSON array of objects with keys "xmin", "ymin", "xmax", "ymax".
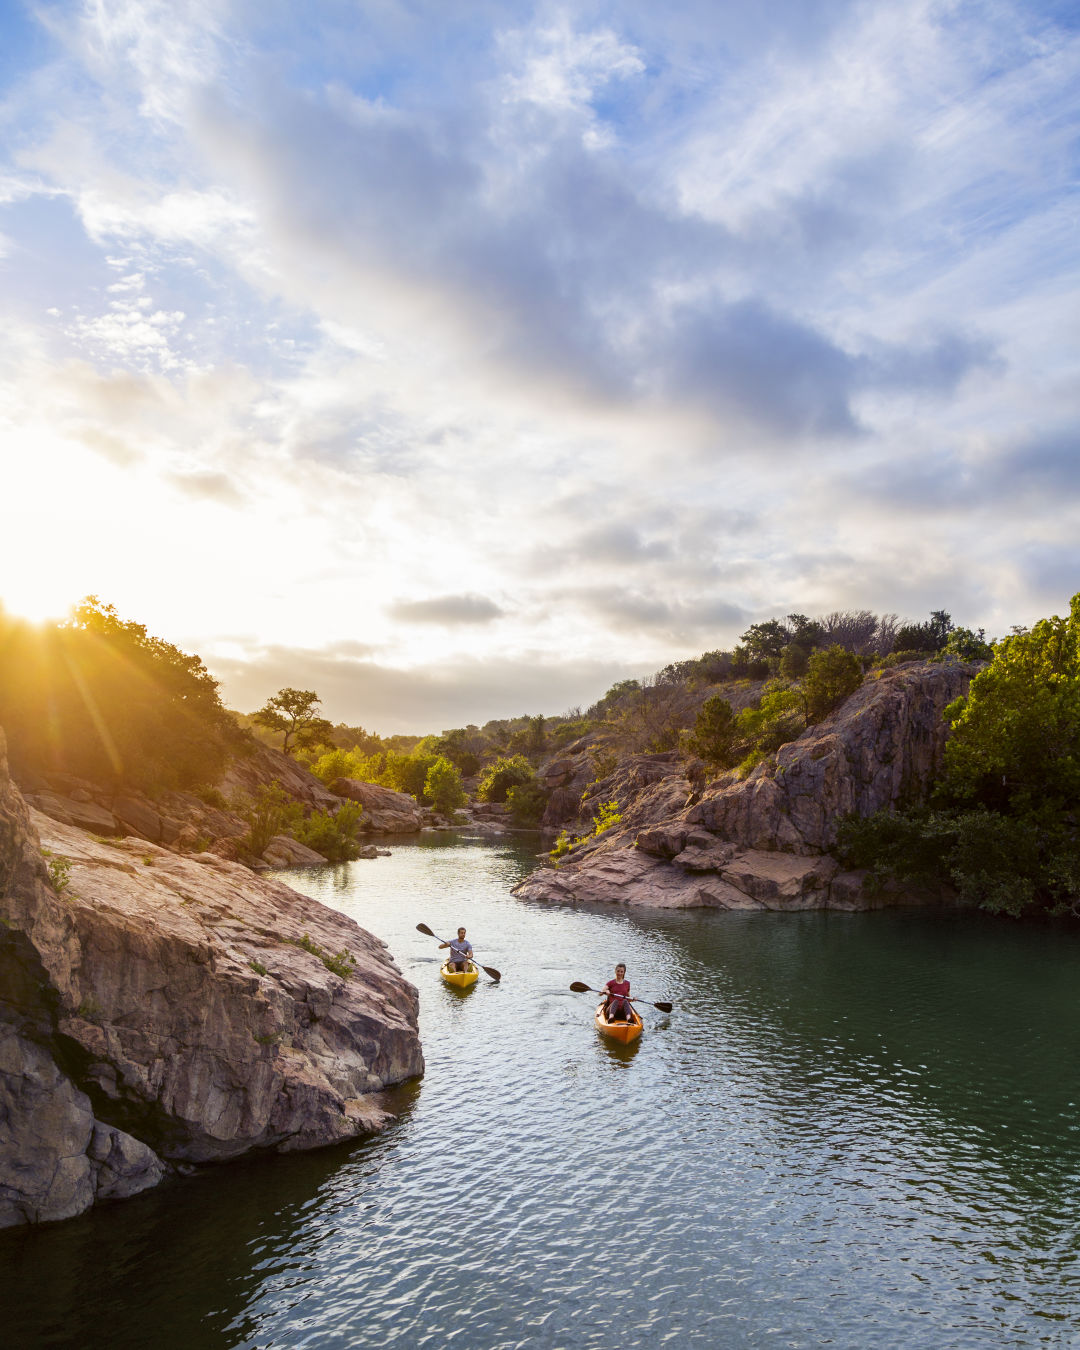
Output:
[
  {"xmin": 477, "ymin": 754, "xmax": 534, "ymax": 802},
  {"xmin": 740, "ymin": 620, "xmax": 790, "ymax": 662},
  {"xmin": 779, "ymin": 643, "xmax": 810, "ymax": 678},
  {"xmin": 253, "ymin": 688, "xmax": 334, "ymax": 756},
  {"xmin": 424, "ymin": 756, "xmax": 467, "ymax": 814},
  {"xmin": 940, "ymin": 597, "xmax": 1080, "ymax": 816},
  {"xmin": 940, "ymin": 627, "xmax": 992, "ymax": 662},
  {"xmin": 818, "ymin": 610, "xmax": 880, "ymax": 654},
  {"xmin": 803, "ymin": 647, "xmax": 863, "ymax": 723},
  {"xmin": 894, "ymin": 610, "xmax": 954, "ymax": 654},
  {"xmin": 683, "ymin": 694, "xmax": 737, "ymax": 767},
  {"xmin": 0, "ymin": 597, "xmax": 239, "ymax": 790}
]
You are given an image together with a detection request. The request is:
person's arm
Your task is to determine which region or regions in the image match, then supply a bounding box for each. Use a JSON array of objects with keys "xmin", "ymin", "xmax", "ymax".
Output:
[{"xmin": 439, "ymin": 941, "xmax": 449, "ymax": 949}]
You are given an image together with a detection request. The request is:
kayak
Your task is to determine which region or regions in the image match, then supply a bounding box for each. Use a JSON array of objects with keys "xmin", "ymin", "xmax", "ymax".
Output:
[
  {"xmin": 441, "ymin": 961, "xmax": 479, "ymax": 989},
  {"xmin": 595, "ymin": 1000, "xmax": 643, "ymax": 1043}
]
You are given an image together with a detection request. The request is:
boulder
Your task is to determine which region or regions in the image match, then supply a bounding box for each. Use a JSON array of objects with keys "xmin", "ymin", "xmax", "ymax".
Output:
[
  {"xmin": 261, "ymin": 835, "xmax": 329, "ymax": 867},
  {"xmin": 329, "ymin": 779, "xmax": 422, "ymax": 833},
  {"xmin": 0, "ymin": 726, "xmax": 424, "ymax": 1228}
]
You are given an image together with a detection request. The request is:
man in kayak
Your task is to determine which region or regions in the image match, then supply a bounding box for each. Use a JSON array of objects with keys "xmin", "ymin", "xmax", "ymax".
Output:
[
  {"xmin": 604, "ymin": 963, "xmax": 632, "ymax": 1021},
  {"xmin": 440, "ymin": 927, "xmax": 474, "ymax": 972}
]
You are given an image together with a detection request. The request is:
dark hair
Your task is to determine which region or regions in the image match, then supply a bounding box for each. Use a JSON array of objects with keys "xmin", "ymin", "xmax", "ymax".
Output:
[{"xmin": 615, "ymin": 962, "xmax": 626, "ymax": 971}]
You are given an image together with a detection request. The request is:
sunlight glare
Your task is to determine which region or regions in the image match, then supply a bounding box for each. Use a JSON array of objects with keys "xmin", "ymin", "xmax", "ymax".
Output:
[{"xmin": 1, "ymin": 575, "xmax": 81, "ymax": 626}]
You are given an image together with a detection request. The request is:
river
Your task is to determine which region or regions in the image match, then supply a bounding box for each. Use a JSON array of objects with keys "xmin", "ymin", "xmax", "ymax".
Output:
[{"xmin": 2, "ymin": 831, "xmax": 1079, "ymax": 1349}]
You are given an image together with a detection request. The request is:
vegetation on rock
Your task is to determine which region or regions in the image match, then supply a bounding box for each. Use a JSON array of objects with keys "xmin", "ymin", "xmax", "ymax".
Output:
[{"xmin": 838, "ymin": 593, "xmax": 1080, "ymax": 917}]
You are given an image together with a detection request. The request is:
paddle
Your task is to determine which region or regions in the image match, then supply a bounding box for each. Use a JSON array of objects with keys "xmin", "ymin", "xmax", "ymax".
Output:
[
  {"xmin": 569, "ymin": 981, "xmax": 673, "ymax": 1014},
  {"xmin": 416, "ymin": 923, "xmax": 501, "ymax": 982}
]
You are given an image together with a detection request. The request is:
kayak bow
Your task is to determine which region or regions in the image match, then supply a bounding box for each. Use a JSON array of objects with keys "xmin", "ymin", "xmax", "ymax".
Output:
[
  {"xmin": 595, "ymin": 1000, "xmax": 643, "ymax": 1043},
  {"xmin": 441, "ymin": 961, "xmax": 479, "ymax": 989}
]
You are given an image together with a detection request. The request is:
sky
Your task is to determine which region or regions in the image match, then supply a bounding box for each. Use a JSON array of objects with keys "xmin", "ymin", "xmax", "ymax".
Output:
[{"xmin": 1, "ymin": 0, "xmax": 1078, "ymax": 733}]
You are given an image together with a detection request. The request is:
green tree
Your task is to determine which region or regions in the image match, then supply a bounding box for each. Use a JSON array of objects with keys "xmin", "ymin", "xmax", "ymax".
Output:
[
  {"xmin": 779, "ymin": 643, "xmax": 810, "ymax": 678},
  {"xmin": 940, "ymin": 597, "xmax": 1080, "ymax": 816},
  {"xmin": 940, "ymin": 626, "xmax": 993, "ymax": 663},
  {"xmin": 684, "ymin": 694, "xmax": 737, "ymax": 767},
  {"xmin": 740, "ymin": 620, "xmax": 789, "ymax": 662},
  {"xmin": 803, "ymin": 647, "xmax": 863, "ymax": 723},
  {"xmin": 253, "ymin": 688, "xmax": 334, "ymax": 756},
  {"xmin": 477, "ymin": 754, "xmax": 534, "ymax": 802},
  {"xmin": 424, "ymin": 756, "xmax": 467, "ymax": 814}
]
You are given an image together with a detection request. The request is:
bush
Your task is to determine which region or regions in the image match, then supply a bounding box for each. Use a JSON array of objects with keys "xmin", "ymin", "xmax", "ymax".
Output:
[
  {"xmin": 233, "ymin": 781, "xmax": 301, "ymax": 858},
  {"xmin": 506, "ymin": 781, "xmax": 548, "ymax": 826},
  {"xmin": 803, "ymin": 647, "xmax": 863, "ymax": 723},
  {"xmin": 736, "ymin": 682, "xmax": 804, "ymax": 753},
  {"xmin": 590, "ymin": 799, "xmax": 622, "ymax": 834},
  {"xmin": 293, "ymin": 801, "xmax": 365, "ymax": 862},
  {"xmin": 477, "ymin": 754, "xmax": 534, "ymax": 802},
  {"xmin": 683, "ymin": 694, "xmax": 737, "ymax": 767},
  {"xmin": 424, "ymin": 756, "xmax": 467, "ymax": 814}
]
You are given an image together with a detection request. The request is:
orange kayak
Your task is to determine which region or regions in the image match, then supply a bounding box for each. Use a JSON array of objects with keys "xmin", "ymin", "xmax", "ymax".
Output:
[{"xmin": 595, "ymin": 1000, "xmax": 643, "ymax": 1043}]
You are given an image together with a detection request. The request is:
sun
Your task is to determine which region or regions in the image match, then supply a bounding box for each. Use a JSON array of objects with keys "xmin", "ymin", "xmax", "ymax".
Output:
[{"xmin": 0, "ymin": 576, "xmax": 82, "ymax": 626}]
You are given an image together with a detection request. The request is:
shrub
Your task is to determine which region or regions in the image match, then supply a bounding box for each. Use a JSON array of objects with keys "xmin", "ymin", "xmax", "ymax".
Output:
[
  {"xmin": 590, "ymin": 799, "xmax": 622, "ymax": 834},
  {"xmin": 550, "ymin": 829, "xmax": 580, "ymax": 860},
  {"xmin": 683, "ymin": 694, "xmax": 736, "ymax": 767},
  {"xmin": 803, "ymin": 647, "xmax": 863, "ymax": 723},
  {"xmin": 424, "ymin": 756, "xmax": 468, "ymax": 814},
  {"xmin": 293, "ymin": 801, "xmax": 365, "ymax": 862},
  {"xmin": 477, "ymin": 754, "xmax": 534, "ymax": 802},
  {"xmin": 506, "ymin": 781, "xmax": 548, "ymax": 826},
  {"xmin": 233, "ymin": 782, "xmax": 301, "ymax": 858}
]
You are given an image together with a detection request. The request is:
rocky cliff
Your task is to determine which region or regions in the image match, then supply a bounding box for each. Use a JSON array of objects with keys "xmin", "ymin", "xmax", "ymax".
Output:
[
  {"xmin": 0, "ymin": 728, "xmax": 423, "ymax": 1229},
  {"xmin": 514, "ymin": 661, "xmax": 976, "ymax": 911}
]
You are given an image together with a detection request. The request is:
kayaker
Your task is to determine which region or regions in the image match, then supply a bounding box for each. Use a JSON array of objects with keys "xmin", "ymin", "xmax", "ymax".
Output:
[
  {"xmin": 604, "ymin": 964, "xmax": 632, "ymax": 1021},
  {"xmin": 440, "ymin": 927, "xmax": 474, "ymax": 972}
]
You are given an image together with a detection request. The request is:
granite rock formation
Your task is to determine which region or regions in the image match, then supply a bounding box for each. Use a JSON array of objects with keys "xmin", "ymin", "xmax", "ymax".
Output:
[
  {"xmin": 0, "ymin": 729, "xmax": 423, "ymax": 1228},
  {"xmin": 329, "ymin": 779, "xmax": 423, "ymax": 833},
  {"xmin": 514, "ymin": 662, "xmax": 976, "ymax": 912}
]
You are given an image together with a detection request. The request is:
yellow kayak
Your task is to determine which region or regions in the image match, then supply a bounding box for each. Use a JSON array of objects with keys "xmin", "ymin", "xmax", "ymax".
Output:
[
  {"xmin": 441, "ymin": 961, "xmax": 479, "ymax": 989},
  {"xmin": 595, "ymin": 1000, "xmax": 643, "ymax": 1043}
]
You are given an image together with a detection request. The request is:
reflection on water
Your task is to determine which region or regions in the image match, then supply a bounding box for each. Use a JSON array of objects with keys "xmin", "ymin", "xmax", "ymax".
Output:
[{"xmin": 2, "ymin": 831, "xmax": 1079, "ymax": 1349}]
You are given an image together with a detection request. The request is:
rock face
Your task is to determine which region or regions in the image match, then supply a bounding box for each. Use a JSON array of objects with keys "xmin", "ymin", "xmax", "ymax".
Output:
[
  {"xmin": 514, "ymin": 662, "xmax": 976, "ymax": 912},
  {"xmin": 18, "ymin": 741, "xmax": 345, "ymax": 869},
  {"xmin": 330, "ymin": 779, "xmax": 422, "ymax": 834},
  {"xmin": 0, "ymin": 728, "xmax": 423, "ymax": 1228}
]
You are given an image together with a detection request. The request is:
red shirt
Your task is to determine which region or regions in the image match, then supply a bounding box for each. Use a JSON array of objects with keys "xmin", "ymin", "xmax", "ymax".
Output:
[{"xmin": 606, "ymin": 979, "xmax": 630, "ymax": 999}]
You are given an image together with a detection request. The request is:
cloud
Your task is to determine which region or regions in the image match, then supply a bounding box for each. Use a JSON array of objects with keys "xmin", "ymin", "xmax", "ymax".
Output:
[
  {"xmin": 387, "ymin": 594, "xmax": 505, "ymax": 625},
  {"xmin": 209, "ymin": 641, "xmax": 635, "ymax": 734},
  {"xmin": 166, "ymin": 468, "xmax": 244, "ymax": 507},
  {"xmin": 563, "ymin": 585, "xmax": 748, "ymax": 640}
]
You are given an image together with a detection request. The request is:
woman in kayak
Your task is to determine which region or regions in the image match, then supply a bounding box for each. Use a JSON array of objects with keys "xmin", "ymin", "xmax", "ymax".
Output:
[
  {"xmin": 440, "ymin": 927, "xmax": 474, "ymax": 972},
  {"xmin": 604, "ymin": 964, "xmax": 632, "ymax": 1021}
]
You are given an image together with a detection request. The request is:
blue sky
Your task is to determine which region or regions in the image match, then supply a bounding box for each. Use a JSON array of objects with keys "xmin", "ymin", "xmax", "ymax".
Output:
[{"xmin": 1, "ymin": 0, "xmax": 1078, "ymax": 731}]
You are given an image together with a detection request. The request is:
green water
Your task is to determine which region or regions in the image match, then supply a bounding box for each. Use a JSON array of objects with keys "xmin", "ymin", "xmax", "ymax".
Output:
[{"xmin": 2, "ymin": 831, "xmax": 1079, "ymax": 1348}]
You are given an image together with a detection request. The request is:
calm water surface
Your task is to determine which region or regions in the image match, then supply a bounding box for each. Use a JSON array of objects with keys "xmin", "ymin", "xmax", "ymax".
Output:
[{"xmin": 3, "ymin": 832, "xmax": 1079, "ymax": 1349}]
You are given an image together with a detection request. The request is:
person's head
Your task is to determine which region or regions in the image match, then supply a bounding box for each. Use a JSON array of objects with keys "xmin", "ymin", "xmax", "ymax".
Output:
[
  {"xmin": 615, "ymin": 963, "xmax": 626, "ymax": 980},
  {"xmin": 458, "ymin": 927, "xmax": 466, "ymax": 939}
]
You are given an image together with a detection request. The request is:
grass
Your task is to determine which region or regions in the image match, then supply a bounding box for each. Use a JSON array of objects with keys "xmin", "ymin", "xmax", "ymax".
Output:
[{"xmin": 293, "ymin": 932, "xmax": 357, "ymax": 979}]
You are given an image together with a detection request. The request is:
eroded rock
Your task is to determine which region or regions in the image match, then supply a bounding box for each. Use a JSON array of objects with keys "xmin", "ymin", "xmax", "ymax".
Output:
[{"xmin": 0, "ymin": 727, "xmax": 423, "ymax": 1228}]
